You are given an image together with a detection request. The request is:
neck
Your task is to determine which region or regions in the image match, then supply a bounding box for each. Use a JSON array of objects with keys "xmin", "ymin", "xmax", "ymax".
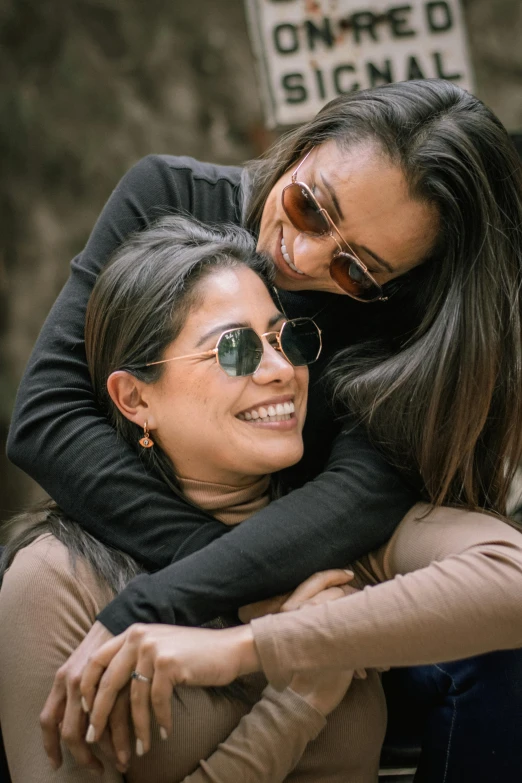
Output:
[{"xmin": 177, "ymin": 473, "xmax": 272, "ymax": 526}]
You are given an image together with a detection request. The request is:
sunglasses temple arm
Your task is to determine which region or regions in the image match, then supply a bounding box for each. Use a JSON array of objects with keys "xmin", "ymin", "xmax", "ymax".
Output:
[
  {"xmin": 322, "ymin": 210, "xmax": 366, "ymax": 269},
  {"xmin": 292, "ymin": 147, "xmax": 315, "ymax": 181},
  {"xmin": 146, "ymin": 349, "xmax": 217, "ymax": 367}
]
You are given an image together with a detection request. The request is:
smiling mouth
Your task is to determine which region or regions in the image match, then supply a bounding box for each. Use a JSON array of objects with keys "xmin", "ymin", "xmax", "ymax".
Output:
[
  {"xmin": 237, "ymin": 400, "xmax": 295, "ymax": 423},
  {"xmin": 280, "ymin": 235, "xmax": 304, "ymax": 275}
]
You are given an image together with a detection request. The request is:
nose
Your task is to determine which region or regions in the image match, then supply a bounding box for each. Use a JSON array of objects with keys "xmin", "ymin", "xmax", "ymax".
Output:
[
  {"xmin": 252, "ymin": 340, "xmax": 295, "ymax": 386},
  {"xmin": 291, "ymin": 232, "xmax": 334, "ymax": 278}
]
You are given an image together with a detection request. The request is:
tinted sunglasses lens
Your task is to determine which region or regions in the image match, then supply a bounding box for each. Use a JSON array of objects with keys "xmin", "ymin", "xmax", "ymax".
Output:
[
  {"xmin": 217, "ymin": 329, "xmax": 263, "ymax": 376},
  {"xmin": 281, "ymin": 319, "xmax": 321, "ymax": 366},
  {"xmin": 282, "ymin": 183, "xmax": 330, "ymax": 235},
  {"xmin": 330, "ymin": 253, "xmax": 382, "ymax": 302}
]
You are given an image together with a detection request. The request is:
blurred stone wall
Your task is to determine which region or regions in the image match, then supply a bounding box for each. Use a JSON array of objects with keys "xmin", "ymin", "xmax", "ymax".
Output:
[{"xmin": 1, "ymin": 0, "xmax": 521, "ymax": 527}]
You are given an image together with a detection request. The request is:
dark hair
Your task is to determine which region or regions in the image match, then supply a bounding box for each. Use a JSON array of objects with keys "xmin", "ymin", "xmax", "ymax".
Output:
[
  {"xmin": 0, "ymin": 506, "xmax": 141, "ymax": 593},
  {"xmin": 84, "ymin": 215, "xmax": 274, "ymax": 493},
  {"xmin": 245, "ymin": 79, "xmax": 522, "ymax": 514}
]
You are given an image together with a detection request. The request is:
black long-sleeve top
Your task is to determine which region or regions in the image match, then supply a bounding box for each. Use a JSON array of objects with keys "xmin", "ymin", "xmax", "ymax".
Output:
[{"xmin": 7, "ymin": 154, "xmax": 417, "ymax": 634}]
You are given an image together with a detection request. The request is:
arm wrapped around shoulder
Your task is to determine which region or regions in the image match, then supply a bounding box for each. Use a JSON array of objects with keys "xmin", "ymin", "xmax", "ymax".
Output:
[{"xmin": 251, "ymin": 505, "xmax": 522, "ymax": 689}]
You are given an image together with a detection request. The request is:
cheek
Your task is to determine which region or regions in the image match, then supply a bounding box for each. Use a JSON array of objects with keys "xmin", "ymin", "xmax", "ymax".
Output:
[
  {"xmin": 153, "ymin": 376, "xmax": 212, "ymax": 435},
  {"xmin": 258, "ymin": 187, "xmax": 280, "ymax": 243},
  {"xmin": 296, "ymin": 368, "xmax": 309, "ymax": 421},
  {"xmin": 184, "ymin": 375, "xmax": 246, "ymax": 437}
]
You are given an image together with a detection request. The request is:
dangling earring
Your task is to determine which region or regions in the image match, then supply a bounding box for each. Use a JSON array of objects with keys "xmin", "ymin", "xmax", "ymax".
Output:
[{"xmin": 139, "ymin": 421, "xmax": 154, "ymax": 448}]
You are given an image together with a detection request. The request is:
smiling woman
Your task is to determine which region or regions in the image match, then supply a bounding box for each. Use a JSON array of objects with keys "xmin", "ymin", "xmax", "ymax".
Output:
[
  {"xmin": 257, "ymin": 140, "xmax": 438, "ymax": 295},
  {"xmin": 100, "ymin": 268, "xmax": 309, "ymax": 486},
  {"xmin": 83, "ymin": 218, "xmax": 310, "ymax": 494}
]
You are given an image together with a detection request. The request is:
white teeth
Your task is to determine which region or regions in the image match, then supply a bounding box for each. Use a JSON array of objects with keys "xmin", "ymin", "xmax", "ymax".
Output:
[
  {"xmin": 280, "ymin": 237, "xmax": 304, "ymax": 274},
  {"xmin": 237, "ymin": 400, "xmax": 296, "ymax": 422}
]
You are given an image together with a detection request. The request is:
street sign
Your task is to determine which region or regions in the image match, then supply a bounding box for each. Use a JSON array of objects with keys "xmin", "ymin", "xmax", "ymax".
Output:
[{"xmin": 245, "ymin": 0, "xmax": 474, "ymax": 127}]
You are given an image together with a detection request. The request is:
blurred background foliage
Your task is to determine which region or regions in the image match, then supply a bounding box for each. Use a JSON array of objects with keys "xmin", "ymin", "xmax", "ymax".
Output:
[{"xmin": 1, "ymin": 0, "xmax": 521, "ymax": 525}]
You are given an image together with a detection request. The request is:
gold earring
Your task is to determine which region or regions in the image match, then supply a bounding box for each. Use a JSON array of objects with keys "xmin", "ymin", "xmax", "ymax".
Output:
[{"xmin": 139, "ymin": 421, "xmax": 154, "ymax": 448}]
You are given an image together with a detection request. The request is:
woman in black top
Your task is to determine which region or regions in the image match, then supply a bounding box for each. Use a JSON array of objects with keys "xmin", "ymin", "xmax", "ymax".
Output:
[{"xmin": 8, "ymin": 80, "xmax": 522, "ymax": 781}]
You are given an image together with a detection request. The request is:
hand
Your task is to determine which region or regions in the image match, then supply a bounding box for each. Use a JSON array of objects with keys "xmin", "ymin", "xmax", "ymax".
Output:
[
  {"xmin": 280, "ymin": 569, "xmax": 356, "ymax": 612},
  {"xmin": 39, "ymin": 621, "xmax": 132, "ymax": 774},
  {"xmin": 239, "ymin": 569, "xmax": 354, "ymax": 623},
  {"xmin": 238, "ymin": 592, "xmax": 292, "ymax": 622},
  {"xmin": 80, "ymin": 623, "xmax": 260, "ymax": 756},
  {"xmin": 289, "ymin": 667, "xmax": 355, "ymax": 716}
]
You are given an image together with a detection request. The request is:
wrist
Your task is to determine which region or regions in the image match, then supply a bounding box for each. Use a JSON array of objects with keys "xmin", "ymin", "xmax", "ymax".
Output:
[
  {"xmin": 287, "ymin": 684, "xmax": 336, "ymax": 717},
  {"xmin": 91, "ymin": 620, "xmax": 115, "ymax": 643},
  {"xmin": 228, "ymin": 624, "xmax": 261, "ymax": 677},
  {"xmin": 288, "ymin": 688, "xmax": 326, "ymax": 715}
]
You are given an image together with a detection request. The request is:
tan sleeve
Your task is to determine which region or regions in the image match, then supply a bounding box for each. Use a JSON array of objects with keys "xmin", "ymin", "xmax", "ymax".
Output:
[
  {"xmin": 182, "ymin": 686, "xmax": 326, "ymax": 783},
  {"xmin": 251, "ymin": 504, "xmax": 522, "ymax": 690}
]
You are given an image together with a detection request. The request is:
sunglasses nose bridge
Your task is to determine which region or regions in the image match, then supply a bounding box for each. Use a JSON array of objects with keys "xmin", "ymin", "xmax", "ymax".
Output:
[
  {"xmin": 263, "ymin": 331, "xmax": 282, "ymax": 351},
  {"xmin": 253, "ymin": 332, "xmax": 294, "ymax": 381}
]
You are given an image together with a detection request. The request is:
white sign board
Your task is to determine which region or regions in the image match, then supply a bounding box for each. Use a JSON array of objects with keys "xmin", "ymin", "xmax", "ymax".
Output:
[{"xmin": 245, "ymin": 0, "xmax": 474, "ymax": 127}]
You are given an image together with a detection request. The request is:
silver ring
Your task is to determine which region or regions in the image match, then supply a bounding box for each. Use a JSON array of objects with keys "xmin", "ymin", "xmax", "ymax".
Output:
[{"xmin": 131, "ymin": 670, "xmax": 151, "ymax": 684}]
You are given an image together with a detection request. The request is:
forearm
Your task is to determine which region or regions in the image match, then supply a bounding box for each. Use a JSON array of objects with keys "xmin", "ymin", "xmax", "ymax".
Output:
[
  {"xmin": 182, "ymin": 686, "xmax": 325, "ymax": 783},
  {"xmin": 251, "ymin": 508, "xmax": 522, "ymax": 688}
]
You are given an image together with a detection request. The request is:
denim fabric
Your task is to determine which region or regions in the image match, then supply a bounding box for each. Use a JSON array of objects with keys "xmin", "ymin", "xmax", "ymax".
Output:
[{"xmin": 383, "ymin": 648, "xmax": 522, "ymax": 782}]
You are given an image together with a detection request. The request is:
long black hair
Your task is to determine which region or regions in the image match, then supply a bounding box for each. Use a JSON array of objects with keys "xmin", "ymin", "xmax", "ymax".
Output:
[{"xmin": 245, "ymin": 80, "xmax": 522, "ymax": 513}]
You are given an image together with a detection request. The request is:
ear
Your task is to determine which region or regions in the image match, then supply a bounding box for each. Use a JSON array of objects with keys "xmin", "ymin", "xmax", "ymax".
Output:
[{"xmin": 106, "ymin": 371, "xmax": 157, "ymax": 429}]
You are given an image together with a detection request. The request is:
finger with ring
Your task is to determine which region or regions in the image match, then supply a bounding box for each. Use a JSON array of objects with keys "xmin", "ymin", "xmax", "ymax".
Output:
[
  {"xmin": 131, "ymin": 657, "xmax": 155, "ymax": 755},
  {"xmin": 131, "ymin": 670, "xmax": 151, "ymax": 684}
]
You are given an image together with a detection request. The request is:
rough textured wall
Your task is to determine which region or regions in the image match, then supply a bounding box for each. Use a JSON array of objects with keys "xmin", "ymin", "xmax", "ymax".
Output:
[
  {"xmin": 0, "ymin": 0, "xmax": 268, "ymax": 524},
  {"xmin": 464, "ymin": 0, "xmax": 522, "ymax": 130},
  {"xmin": 1, "ymin": 0, "xmax": 521, "ymax": 524}
]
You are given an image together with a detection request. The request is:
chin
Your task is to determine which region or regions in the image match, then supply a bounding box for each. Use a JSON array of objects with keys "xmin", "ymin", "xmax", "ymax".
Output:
[
  {"xmin": 274, "ymin": 272, "xmax": 322, "ymax": 293},
  {"xmin": 263, "ymin": 447, "xmax": 304, "ymax": 474}
]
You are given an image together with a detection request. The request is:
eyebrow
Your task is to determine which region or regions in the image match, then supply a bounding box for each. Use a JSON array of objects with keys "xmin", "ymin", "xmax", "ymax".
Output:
[
  {"xmin": 359, "ymin": 246, "xmax": 395, "ymax": 274},
  {"xmin": 195, "ymin": 313, "xmax": 284, "ymax": 348},
  {"xmin": 319, "ymin": 172, "xmax": 395, "ymax": 274}
]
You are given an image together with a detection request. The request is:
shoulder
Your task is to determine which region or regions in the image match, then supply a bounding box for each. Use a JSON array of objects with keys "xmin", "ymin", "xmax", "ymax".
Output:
[
  {"xmin": 165, "ymin": 155, "xmax": 242, "ymax": 185},
  {"xmin": 129, "ymin": 153, "xmax": 242, "ymax": 184},
  {"xmin": 117, "ymin": 154, "xmax": 244, "ymax": 224}
]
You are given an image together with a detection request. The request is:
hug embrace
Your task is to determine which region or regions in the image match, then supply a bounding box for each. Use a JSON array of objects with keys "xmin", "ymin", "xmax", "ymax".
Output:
[{"xmin": 1, "ymin": 79, "xmax": 522, "ymax": 782}]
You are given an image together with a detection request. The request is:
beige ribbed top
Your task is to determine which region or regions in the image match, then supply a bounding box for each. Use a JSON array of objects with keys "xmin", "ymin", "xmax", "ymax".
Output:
[
  {"xmin": 177, "ymin": 481, "xmax": 522, "ymax": 783},
  {"xmin": 252, "ymin": 504, "xmax": 522, "ymax": 688}
]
